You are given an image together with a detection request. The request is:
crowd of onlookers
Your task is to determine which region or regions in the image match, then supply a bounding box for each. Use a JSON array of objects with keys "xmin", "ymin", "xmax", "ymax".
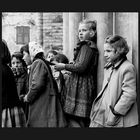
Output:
[{"xmin": 2, "ymin": 19, "xmax": 139, "ymax": 128}]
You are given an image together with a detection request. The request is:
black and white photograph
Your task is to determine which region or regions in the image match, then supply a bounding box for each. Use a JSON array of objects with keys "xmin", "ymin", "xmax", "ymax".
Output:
[{"xmin": 1, "ymin": 12, "xmax": 139, "ymax": 129}]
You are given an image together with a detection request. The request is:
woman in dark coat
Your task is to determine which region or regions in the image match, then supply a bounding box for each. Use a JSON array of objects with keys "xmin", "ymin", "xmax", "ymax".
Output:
[
  {"xmin": 2, "ymin": 40, "xmax": 26, "ymax": 127},
  {"xmin": 23, "ymin": 41, "xmax": 67, "ymax": 127}
]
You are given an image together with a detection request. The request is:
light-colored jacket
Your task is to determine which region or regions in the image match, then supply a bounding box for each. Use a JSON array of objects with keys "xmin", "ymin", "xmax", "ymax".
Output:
[{"xmin": 90, "ymin": 58, "xmax": 139, "ymax": 127}]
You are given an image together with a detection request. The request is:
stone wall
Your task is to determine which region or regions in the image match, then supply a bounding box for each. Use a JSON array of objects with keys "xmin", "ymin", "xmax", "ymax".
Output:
[
  {"xmin": 2, "ymin": 12, "xmax": 40, "ymax": 54},
  {"xmin": 42, "ymin": 12, "xmax": 63, "ymax": 52},
  {"xmin": 2, "ymin": 12, "xmax": 63, "ymax": 54}
]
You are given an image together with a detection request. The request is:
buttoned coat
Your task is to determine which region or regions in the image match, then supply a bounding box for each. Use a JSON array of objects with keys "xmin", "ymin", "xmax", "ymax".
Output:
[{"xmin": 90, "ymin": 58, "xmax": 138, "ymax": 127}]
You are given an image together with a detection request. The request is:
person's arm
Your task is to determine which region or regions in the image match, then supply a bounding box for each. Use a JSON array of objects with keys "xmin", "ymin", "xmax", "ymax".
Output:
[
  {"xmin": 55, "ymin": 45, "xmax": 94, "ymax": 73},
  {"xmin": 24, "ymin": 60, "xmax": 48, "ymax": 103}
]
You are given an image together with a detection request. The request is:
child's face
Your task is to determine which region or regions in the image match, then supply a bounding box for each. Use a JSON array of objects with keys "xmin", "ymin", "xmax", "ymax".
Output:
[
  {"xmin": 78, "ymin": 23, "xmax": 93, "ymax": 41},
  {"xmin": 23, "ymin": 51, "xmax": 32, "ymax": 66},
  {"xmin": 46, "ymin": 53, "xmax": 55, "ymax": 62},
  {"xmin": 104, "ymin": 43, "xmax": 116, "ymax": 63},
  {"xmin": 11, "ymin": 57, "xmax": 23, "ymax": 68}
]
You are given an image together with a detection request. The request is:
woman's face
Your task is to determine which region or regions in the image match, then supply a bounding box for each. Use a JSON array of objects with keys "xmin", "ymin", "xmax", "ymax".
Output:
[
  {"xmin": 23, "ymin": 51, "xmax": 32, "ymax": 66},
  {"xmin": 104, "ymin": 43, "xmax": 116, "ymax": 63},
  {"xmin": 11, "ymin": 57, "xmax": 22, "ymax": 68}
]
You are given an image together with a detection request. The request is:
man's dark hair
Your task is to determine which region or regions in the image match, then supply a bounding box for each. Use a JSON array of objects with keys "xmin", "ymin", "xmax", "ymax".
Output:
[{"xmin": 20, "ymin": 44, "xmax": 29, "ymax": 54}]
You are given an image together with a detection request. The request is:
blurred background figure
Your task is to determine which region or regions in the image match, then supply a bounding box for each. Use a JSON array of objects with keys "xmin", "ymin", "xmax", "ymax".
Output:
[
  {"xmin": 2, "ymin": 40, "xmax": 26, "ymax": 127},
  {"xmin": 50, "ymin": 53, "xmax": 70, "ymax": 106},
  {"xmin": 45, "ymin": 49, "xmax": 58, "ymax": 62},
  {"xmin": 20, "ymin": 44, "xmax": 32, "ymax": 74},
  {"xmin": 11, "ymin": 52, "xmax": 29, "ymax": 120}
]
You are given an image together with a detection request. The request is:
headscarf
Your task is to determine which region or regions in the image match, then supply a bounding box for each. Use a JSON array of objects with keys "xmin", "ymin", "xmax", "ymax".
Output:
[{"xmin": 29, "ymin": 41, "xmax": 44, "ymax": 58}]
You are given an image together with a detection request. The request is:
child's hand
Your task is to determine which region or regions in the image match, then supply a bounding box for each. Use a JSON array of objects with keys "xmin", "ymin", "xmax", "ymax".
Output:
[
  {"xmin": 19, "ymin": 94, "xmax": 25, "ymax": 101},
  {"xmin": 54, "ymin": 63, "xmax": 65, "ymax": 71},
  {"xmin": 23, "ymin": 95, "xmax": 29, "ymax": 102},
  {"xmin": 106, "ymin": 106, "xmax": 121, "ymax": 126},
  {"xmin": 106, "ymin": 115, "xmax": 120, "ymax": 126},
  {"xmin": 53, "ymin": 71, "xmax": 60, "ymax": 79}
]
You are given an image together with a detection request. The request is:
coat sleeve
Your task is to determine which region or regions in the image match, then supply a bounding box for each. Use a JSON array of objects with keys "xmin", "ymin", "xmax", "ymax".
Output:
[
  {"xmin": 114, "ymin": 65, "xmax": 137, "ymax": 115},
  {"xmin": 65, "ymin": 45, "xmax": 94, "ymax": 73},
  {"xmin": 25, "ymin": 74, "xmax": 29, "ymax": 93},
  {"xmin": 27, "ymin": 60, "xmax": 48, "ymax": 103}
]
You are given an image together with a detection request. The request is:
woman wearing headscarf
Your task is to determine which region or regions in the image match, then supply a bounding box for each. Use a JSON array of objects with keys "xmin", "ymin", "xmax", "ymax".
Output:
[{"xmin": 23, "ymin": 41, "xmax": 67, "ymax": 127}]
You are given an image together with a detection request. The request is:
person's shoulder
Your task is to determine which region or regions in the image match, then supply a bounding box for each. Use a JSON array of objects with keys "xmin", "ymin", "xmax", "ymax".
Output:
[
  {"xmin": 120, "ymin": 60, "xmax": 135, "ymax": 72},
  {"xmin": 32, "ymin": 59, "xmax": 46, "ymax": 69},
  {"xmin": 122, "ymin": 60, "xmax": 134, "ymax": 67},
  {"xmin": 86, "ymin": 41, "xmax": 98, "ymax": 51},
  {"xmin": 33, "ymin": 58, "xmax": 45, "ymax": 65}
]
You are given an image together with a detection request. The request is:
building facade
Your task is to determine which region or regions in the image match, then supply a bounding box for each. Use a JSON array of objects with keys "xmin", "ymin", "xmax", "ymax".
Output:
[{"xmin": 2, "ymin": 12, "xmax": 63, "ymax": 53}]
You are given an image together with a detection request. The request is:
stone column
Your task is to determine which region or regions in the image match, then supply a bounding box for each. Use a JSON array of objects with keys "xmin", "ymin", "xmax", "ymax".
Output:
[
  {"xmin": 68, "ymin": 12, "xmax": 82, "ymax": 61},
  {"xmin": 37, "ymin": 12, "xmax": 43, "ymax": 46},
  {"xmin": 131, "ymin": 12, "xmax": 139, "ymax": 122},
  {"xmin": 116, "ymin": 12, "xmax": 139, "ymax": 123},
  {"xmin": 63, "ymin": 13, "xmax": 69, "ymax": 56},
  {"xmin": 131, "ymin": 13, "xmax": 138, "ymax": 72},
  {"xmin": 115, "ymin": 12, "xmax": 134, "ymax": 62},
  {"xmin": 85, "ymin": 12, "xmax": 113, "ymax": 92}
]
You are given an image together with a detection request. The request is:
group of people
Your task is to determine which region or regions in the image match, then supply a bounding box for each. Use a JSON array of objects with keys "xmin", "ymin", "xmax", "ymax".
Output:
[{"xmin": 2, "ymin": 19, "xmax": 139, "ymax": 128}]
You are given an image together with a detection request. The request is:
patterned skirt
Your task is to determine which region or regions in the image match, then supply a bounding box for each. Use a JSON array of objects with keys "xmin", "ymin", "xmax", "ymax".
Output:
[
  {"xmin": 2, "ymin": 106, "xmax": 26, "ymax": 128},
  {"xmin": 63, "ymin": 73, "xmax": 95, "ymax": 117}
]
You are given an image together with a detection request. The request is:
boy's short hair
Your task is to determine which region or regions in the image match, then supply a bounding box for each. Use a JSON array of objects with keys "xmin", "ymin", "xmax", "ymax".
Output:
[
  {"xmin": 105, "ymin": 35, "xmax": 129, "ymax": 56},
  {"xmin": 50, "ymin": 53, "xmax": 69, "ymax": 64},
  {"xmin": 45, "ymin": 49, "xmax": 58, "ymax": 58},
  {"xmin": 47, "ymin": 50, "xmax": 58, "ymax": 56},
  {"xmin": 20, "ymin": 44, "xmax": 29, "ymax": 54}
]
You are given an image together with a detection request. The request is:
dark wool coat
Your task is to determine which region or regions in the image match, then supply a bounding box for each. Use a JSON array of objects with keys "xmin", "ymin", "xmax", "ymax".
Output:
[
  {"xmin": 14, "ymin": 68, "xmax": 29, "ymax": 116},
  {"xmin": 2, "ymin": 63, "xmax": 21, "ymax": 109},
  {"xmin": 63, "ymin": 41, "xmax": 98, "ymax": 118},
  {"xmin": 26, "ymin": 58, "xmax": 67, "ymax": 127},
  {"xmin": 14, "ymin": 68, "xmax": 29, "ymax": 97}
]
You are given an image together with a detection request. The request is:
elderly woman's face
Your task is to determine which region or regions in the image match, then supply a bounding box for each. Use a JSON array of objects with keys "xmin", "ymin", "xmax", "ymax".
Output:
[{"xmin": 104, "ymin": 43, "xmax": 116, "ymax": 63}]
